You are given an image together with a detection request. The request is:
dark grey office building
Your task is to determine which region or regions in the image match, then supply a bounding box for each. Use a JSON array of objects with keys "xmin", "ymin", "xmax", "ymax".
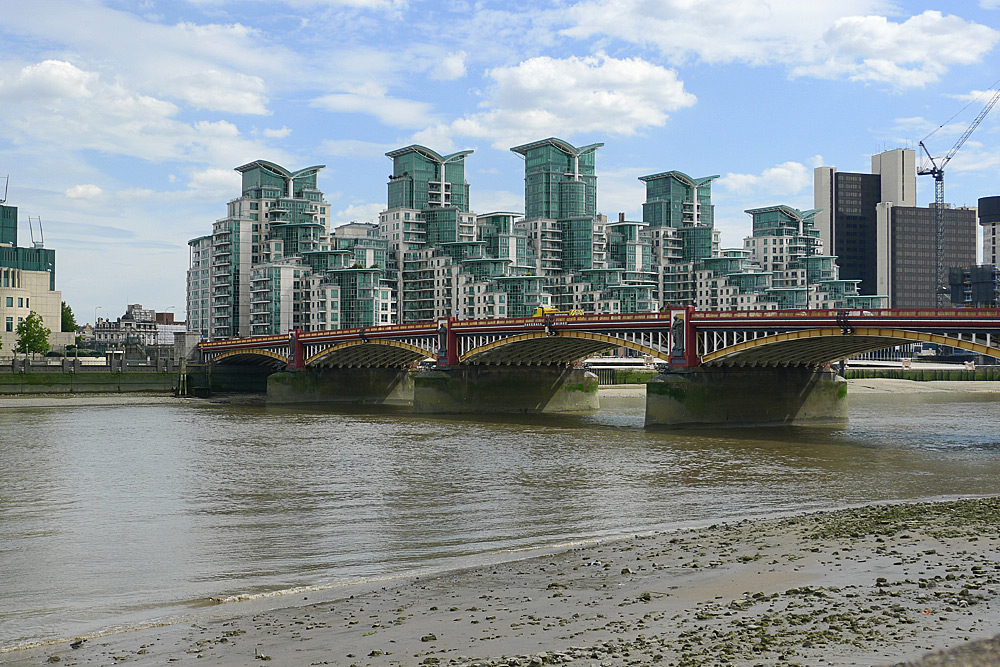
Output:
[
  {"xmin": 981, "ymin": 196, "xmax": 1000, "ymax": 265},
  {"xmin": 815, "ymin": 149, "xmax": 915, "ymax": 299},
  {"xmin": 878, "ymin": 204, "xmax": 977, "ymax": 308}
]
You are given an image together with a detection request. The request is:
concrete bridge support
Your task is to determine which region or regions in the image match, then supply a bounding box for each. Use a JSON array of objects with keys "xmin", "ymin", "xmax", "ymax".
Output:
[
  {"xmin": 645, "ymin": 366, "xmax": 847, "ymax": 428},
  {"xmin": 413, "ymin": 366, "xmax": 599, "ymax": 414},
  {"xmin": 267, "ymin": 368, "xmax": 414, "ymax": 406}
]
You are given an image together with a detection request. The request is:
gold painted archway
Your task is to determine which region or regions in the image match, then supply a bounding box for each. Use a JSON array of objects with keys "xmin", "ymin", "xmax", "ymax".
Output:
[
  {"xmin": 210, "ymin": 349, "xmax": 290, "ymax": 365},
  {"xmin": 305, "ymin": 339, "xmax": 431, "ymax": 367},
  {"xmin": 461, "ymin": 331, "xmax": 669, "ymax": 366},
  {"xmin": 701, "ymin": 327, "xmax": 1000, "ymax": 367}
]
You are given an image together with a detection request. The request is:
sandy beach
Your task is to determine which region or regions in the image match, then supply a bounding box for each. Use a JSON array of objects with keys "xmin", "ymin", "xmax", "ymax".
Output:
[{"xmin": 5, "ymin": 497, "xmax": 999, "ymax": 667}]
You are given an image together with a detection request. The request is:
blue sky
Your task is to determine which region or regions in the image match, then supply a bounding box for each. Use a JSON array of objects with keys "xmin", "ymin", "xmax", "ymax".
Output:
[{"xmin": 1, "ymin": 0, "xmax": 999, "ymax": 323}]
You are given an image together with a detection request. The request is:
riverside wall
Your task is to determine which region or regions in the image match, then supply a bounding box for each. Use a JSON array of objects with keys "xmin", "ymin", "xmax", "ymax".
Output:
[{"xmin": 0, "ymin": 359, "xmax": 177, "ymax": 394}]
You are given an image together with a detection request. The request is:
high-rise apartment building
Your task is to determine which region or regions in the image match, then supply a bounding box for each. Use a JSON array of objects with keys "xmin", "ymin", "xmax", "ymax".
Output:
[
  {"xmin": 690, "ymin": 205, "xmax": 884, "ymax": 311},
  {"xmin": 379, "ymin": 145, "xmax": 490, "ymax": 322},
  {"xmin": 187, "ymin": 160, "xmax": 394, "ymax": 339},
  {"xmin": 638, "ymin": 171, "xmax": 720, "ymax": 305},
  {"xmin": 511, "ymin": 138, "xmax": 606, "ymax": 275},
  {"xmin": 186, "ymin": 235, "xmax": 212, "ymax": 338},
  {"xmin": 188, "ymin": 140, "xmax": 897, "ymax": 340}
]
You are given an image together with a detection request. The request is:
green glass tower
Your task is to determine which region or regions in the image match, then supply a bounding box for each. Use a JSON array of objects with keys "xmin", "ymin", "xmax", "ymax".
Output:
[
  {"xmin": 386, "ymin": 145, "xmax": 472, "ymax": 213},
  {"xmin": 640, "ymin": 171, "xmax": 718, "ymax": 228},
  {"xmin": 510, "ymin": 138, "xmax": 602, "ymax": 221}
]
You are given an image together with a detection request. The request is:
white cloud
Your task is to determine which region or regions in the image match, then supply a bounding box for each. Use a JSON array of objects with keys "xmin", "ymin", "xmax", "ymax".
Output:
[
  {"xmin": 939, "ymin": 141, "xmax": 1000, "ymax": 174},
  {"xmin": 186, "ymin": 0, "xmax": 408, "ymax": 7},
  {"xmin": 564, "ymin": 2, "xmax": 999, "ymax": 88},
  {"xmin": 593, "ymin": 166, "xmax": 649, "ymax": 220},
  {"xmin": 321, "ymin": 139, "xmax": 398, "ymax": 157},
  {"xmin": 0, "ymin": 4, "xmax": 283, "ymax": 114},
  {"xmin": 188, "ymin": 168, "xmax": 242, "ymax": 194},
  {"xmin": 65, "ymin": 184, "xmax": 103, "ymax": 199},
  {"xmin": 980, "ymin": 0, "xmax": 1000, "ymax": 8},
  {"xmin": 718, "ymin": 161, "xmax": 812, "ymax": 197},
  {"xmin": 432, "ymin": 51, "xmax": 467, "ymax": 80},
  {"xmin": 470, "ymin": 189, "xmax": 523, "ymax": 215},
  {"xmin": 415, "ymin": 54, "xmax": 695, "ymax": 149},
  {"xmin": 333, "ymin": 202, "xmax": 384, "ymax": 224},
  {"xmin": 162, "ymin": 69, "xmax": 269, "ymax": 114},
  {"xmin": 311, "ymin": 83, "xmax": 436, "ymax": 128},
  {"xmin": 0, "ymin": 60, "xmax": 271, "ymax": 166},
  {"xmin": 798, "ymin": 11, "xmax": 1000, "ymax": 87},
  {"xmin": 261, "ymin": 126, "xmax": 292, "ymax": 139},
  {"xmin": 949, "ymin": 89, "xmax": 1000, "ymax": 102}
]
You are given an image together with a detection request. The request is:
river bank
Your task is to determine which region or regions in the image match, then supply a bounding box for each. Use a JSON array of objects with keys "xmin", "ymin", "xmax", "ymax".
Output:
[
  {"xmin": 1, "ymin": 378, "xmax": 999, "ymax": 407},
  {"xmin": 600, "ymin": 378, "xmax": 1000, "ymax": 398},
  {"xmin": 6, "ymin": 497, "xmax": 1000, "ymax": 667}
]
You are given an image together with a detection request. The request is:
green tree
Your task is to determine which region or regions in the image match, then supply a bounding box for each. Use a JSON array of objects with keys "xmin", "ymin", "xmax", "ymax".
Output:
[
  {"xmin": 16, "ymin": 311, "xmax": 51, "ymax": 357},
  {"xmin": 61, "ymin": 301, "xmax": 77, "ymax": 332}
]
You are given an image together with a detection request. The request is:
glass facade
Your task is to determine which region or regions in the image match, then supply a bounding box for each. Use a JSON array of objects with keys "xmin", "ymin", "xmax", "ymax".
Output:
[
  {"xmin": 511, "ymin": 139, "xmax": 601, "ymax": 221},
  {"xmin": 1, "ymin": 204, "xmax": 17, "ymax": 246},
  {"xmin": 640, "ymin": 171, "xmax": 718, "ymax": 229},
  {"xmin": 386, "ymin": 146, "xmax": 472, "ymax": 213}
]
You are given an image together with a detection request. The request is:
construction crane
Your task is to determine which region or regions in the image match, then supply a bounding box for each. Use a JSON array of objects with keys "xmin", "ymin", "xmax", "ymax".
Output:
[{"xmin": 918, "ymin": 85, "xmax": 1000, "ymax": 307}]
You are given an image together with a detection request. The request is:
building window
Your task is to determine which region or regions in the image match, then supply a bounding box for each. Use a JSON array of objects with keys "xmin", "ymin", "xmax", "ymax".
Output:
[
  {"xmin": 5, "ymin": 317, "xmax": 11, "ymax": 332},
  {"xmin": 4, "ymin": 297, "xmax": 10, "ymax": 307}
]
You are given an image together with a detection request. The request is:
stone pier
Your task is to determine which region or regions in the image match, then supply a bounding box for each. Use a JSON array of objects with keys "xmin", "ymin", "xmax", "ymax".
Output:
[
  {"xmin": 413, "ymin": 366, "xmax": 599, "ymax": 414},
  {"xmin": 645, "ymin": 366, "xmax": 847, "ymax": 428},
  {"xmin": 267, "ymin": 368, "xmax": 414, "ymax": 406}
]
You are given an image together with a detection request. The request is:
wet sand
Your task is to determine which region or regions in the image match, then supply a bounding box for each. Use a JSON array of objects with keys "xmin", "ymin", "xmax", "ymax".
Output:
[{"xmin": 7, "ymin": 497, "xmax": 1000, "ymax": 667}]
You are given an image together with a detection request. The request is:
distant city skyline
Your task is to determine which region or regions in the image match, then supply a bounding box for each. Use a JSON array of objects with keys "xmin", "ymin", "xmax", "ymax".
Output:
[{"xmin": 1, "ymin": 0, "xmax": 998, "ymax": 321}]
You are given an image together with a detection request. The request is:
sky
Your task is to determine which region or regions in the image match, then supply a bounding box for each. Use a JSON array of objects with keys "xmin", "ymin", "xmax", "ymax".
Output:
[{"xmin": 1, "ymin": 0, "xmax": 999, "ymax": 324}]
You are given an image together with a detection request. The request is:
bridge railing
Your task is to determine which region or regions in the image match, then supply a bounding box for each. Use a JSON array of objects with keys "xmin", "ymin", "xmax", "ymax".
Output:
[{"xmin": 690, "ymin": 307, "xmax": 1000, "ymax": 321}]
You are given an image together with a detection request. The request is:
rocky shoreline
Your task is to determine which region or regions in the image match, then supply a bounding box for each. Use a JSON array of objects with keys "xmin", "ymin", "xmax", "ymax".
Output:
[{"xmin": 7, "ymin": 497, "xmax": 1000, "ymax": 667}]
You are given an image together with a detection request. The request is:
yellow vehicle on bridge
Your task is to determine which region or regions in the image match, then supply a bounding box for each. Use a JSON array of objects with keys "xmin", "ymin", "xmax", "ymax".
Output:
[{"xmin": 531, "ymin": 307, "xmax": 584, "ymax": 317}]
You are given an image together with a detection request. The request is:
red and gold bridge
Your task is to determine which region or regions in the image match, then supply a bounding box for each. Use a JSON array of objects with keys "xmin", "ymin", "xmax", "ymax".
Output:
[{"xmin": 198, "ymin": 307, "xmax": 1000, "ymax": 370}]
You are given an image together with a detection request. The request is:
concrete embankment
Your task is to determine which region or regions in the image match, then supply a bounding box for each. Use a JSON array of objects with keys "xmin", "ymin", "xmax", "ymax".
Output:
[{"xmin": 0, "ymin": 369, "xmax": 177, "ymax": 394}]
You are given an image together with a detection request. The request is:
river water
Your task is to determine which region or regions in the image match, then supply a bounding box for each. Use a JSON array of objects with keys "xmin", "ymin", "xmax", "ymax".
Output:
[{"xmin": 3, "ymin": 389, "xmax": 1000, "ymax": 650}]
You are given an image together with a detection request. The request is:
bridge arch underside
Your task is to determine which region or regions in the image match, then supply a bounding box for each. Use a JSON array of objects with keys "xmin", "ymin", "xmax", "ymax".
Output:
[
  {"xmin": 209, "ymin": 350, "xmax": 290, "ymax": 368},
  {"xmin": 306, "ymin": 341, "xmax": 430, "ymax": 368},
  {"xmin": 701, "ymin": 327, "xmax": 1000, "ymax": 368},
  {"xmin": 462, "ymin": 332, "xmax": 668, "ymax": 366}
]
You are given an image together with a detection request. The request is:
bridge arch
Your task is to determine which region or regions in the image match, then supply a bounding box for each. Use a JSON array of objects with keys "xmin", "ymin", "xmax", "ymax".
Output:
[
  {"xmin": 461, "ymin": 331, "xmax": 669, "ymax": 366},
  {"xmin": 701, "ymin": 327, "xmax": 1000, "ymax": 367},
  {"xmin": 210, "ymin": 349, "xmax": 290, "ymax": 365},
  {"xmin": 305, "ymin": 340, "xmax": 431, "ymax": 368}
]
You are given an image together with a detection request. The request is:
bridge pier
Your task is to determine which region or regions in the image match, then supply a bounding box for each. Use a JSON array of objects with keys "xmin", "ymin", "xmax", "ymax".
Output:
[
  {"xmin": 413, "ymin": 366, "xmax": 599, "ymax": 414},
  {"xmin": 267, "ymin": 368, "xmax": 414, "ymax": 406},
  {"xmin": 645, "ymin": 366, "xmax": 847, "ymax": 428}
]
